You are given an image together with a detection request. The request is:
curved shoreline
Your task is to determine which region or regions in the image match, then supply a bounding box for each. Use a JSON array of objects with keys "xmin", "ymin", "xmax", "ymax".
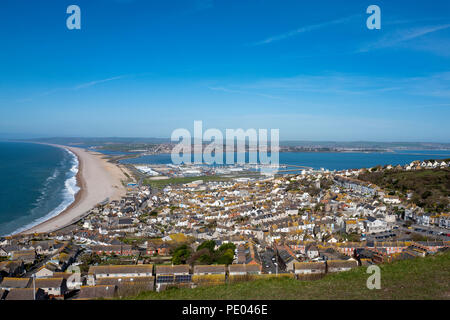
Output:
[
  {"xmin": 8, "ymin": 145, "xmax": 81, "ymax": 236},
  {"xmin": 18, "ymin": 143, "xmax": 128, "ymax": 235}
]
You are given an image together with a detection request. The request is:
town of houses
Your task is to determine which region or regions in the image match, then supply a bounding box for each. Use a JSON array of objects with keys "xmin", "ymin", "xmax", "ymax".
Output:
[{"xmin": 0, "ymin": 159, "xmax": 449, "ymax": 300}]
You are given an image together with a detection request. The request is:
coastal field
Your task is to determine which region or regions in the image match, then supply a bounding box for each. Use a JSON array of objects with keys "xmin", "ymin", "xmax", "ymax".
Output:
[
  {"xmin": 143, "ymin": 175, "xmax": 232, "ymax": 188},
  {"xmin": 22, "ymin": 145, "xmax": 130, "ymax": 234},
  {"xmin": 123, "ymin": 251, "xmax": 450, "ymax": 300}
]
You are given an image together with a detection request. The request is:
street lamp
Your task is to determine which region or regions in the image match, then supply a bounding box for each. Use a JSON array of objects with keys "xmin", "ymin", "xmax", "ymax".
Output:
[{"xmin": 32, "ymin": 274, "xmax": 36, "ymax": 300}]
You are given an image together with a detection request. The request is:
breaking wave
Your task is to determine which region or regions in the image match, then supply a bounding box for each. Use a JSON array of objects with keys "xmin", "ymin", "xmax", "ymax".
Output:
[{"xmin": 9, "ymin": 147, "xmax": 80, "ymax": 235}]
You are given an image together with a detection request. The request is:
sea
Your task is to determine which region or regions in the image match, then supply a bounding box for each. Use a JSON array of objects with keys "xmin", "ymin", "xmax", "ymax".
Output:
[
  {"xmin": 0, "ymin": 141, "xmax": 79, "ymax": 236},
  {"xmin": 1, "ymin": 141, "xmax": 449, "ymax": 236}
]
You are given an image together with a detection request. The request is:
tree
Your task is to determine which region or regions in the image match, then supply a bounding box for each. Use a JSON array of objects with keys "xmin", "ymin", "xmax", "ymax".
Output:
[
  {"xmin": 80, "ymin": 253, "xmax": 101, "ymax": 272},
  {"xmin": 187, "ymin": 248, "xmax": 210, "ymax": 265},
  {"xmin": 421, "ymin": 190, "xmax": 432, "ymax": 199},
  {"xmin": 188, "ymin": 241, "xmax": 237, "ymax": 265},
  {"xmin": 198, "ymin": 252, "xmax": 214, "ymax": 264},
  {"xmin": 171, "ymin": 244, "xmax": 191, "ymax": 265},
  {"xmin": 197, "ymin": 240, "xmax": 216, "ymax": 253},
  {"xmin": 218, "ymin": 243, "xmax": 236, "ymax": 253},
  {"xmin": 216, "ymin": 248, "xmax": 235, "ymax": 265}
]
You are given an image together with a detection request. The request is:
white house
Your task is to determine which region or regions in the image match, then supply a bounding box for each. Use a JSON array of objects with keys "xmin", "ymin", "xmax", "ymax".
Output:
[{"xmin": 365, "ymin": 217, "xmax": 388, "ymax": 234}]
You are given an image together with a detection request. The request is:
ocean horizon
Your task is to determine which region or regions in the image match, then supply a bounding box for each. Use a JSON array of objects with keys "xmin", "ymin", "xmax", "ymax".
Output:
[{"xmin": 0, "ymin": 141, "xmax": 79, "ymax": 236}]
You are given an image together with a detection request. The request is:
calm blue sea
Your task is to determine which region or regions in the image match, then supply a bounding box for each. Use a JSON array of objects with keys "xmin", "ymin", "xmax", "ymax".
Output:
[
  {"xmin": 0, "ymin": 142, "xmax": 79, "ymax": 236},
  {"xmin": 120, "ymin": 150, "xmax": 450, "ymax": 170}
]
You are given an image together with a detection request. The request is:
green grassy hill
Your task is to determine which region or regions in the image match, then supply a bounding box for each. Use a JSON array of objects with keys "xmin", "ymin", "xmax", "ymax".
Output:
[
  {"xmin": 358, "ymin": 167, "xmax": 450, "ymax": 213},
  {"xmin": 124, "ymin": 251, "xmax": 450, "ymax": 300}
]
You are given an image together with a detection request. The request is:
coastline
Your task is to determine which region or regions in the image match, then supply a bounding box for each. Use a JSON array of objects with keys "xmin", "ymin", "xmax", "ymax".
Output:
[{"xmin": 18, "ymin": 143, "xmax": 129, "ymax": 235}]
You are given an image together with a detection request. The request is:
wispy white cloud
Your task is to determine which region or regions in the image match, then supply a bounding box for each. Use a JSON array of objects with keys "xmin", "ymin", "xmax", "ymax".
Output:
[
  {"xmin": 239, "ymin": 74, "xmax": 398, "ymax": 96},
  {"xmin": 208, "ymin": 86, "xmax": 284, "ymax": 100},
  {"xmin": 402, "ymin": 37, "xmax": 450, "ymax": 57},
  {"xmin": 248, "ymin": 14, "xmax": 359, "ymax": 46},
  {"xmin": 15, "ymin": 75, "xmax": 128, "ymax": 104},
  {"xmin": 227, "ymin": 72, "xmax": 450, "ymax": 99},
  {"xmin": 73, "ymin": 76, "xmax": 125, "ymax": 90},
  {"xmin": 359, "ymin": 24, "xmax": 450, "ymax": 52}
]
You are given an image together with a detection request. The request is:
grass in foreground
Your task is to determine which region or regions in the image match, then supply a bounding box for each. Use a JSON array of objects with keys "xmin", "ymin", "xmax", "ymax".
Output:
[{"xmin": 123, "ymin": 251, "xmax": 450, "ymax": 300}]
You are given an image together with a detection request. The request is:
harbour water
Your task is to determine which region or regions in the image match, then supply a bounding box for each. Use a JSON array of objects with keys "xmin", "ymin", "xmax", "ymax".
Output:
[{"xmin": 120, "ymin": 150, "xmax": 450, "ymax": 171}]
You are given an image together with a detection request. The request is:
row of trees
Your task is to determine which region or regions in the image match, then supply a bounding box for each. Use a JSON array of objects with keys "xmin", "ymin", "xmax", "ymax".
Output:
[{"xmin": 172, "ymin": 240, "xmax": 236, "ymax": 265}]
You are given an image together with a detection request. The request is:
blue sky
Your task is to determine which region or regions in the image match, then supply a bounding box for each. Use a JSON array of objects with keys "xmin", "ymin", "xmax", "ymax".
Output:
[{"xmin": 0, "ymin": 0, "xmax": 449, "ymax": 141}]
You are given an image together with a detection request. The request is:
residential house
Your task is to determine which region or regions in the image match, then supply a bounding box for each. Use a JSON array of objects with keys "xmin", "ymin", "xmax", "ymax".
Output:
[
  {"xmin": 87, "ymin": 264, "xmax": 154, "ymax": 286},
  {"xmin": 228, "ymin": 264, "xmax": 261, "ymax": 275},
  {"xmin": 326, "ymin": 260, "xmax": 358, "ymax": 273},
  {"xmin": 439, "ymin": 214, "xmax": 450, "ymax": 229},
  {"xmin": 92, "ymin": 244, "xmax": 133, "ymax": 256},
  {"xmin": 34, "ymin": 263, "xmax": 60, "ymax": 278},
  {"xmin": 0, "ymin": 277, "xmax": 31, "ymax": 290},
  {"xmin": 305, "ymin": 244, "xmax": 319, "ymax": 259},
  {"xmin": 275, "ymin": 245, "xmax": 298, "ymax": 272},
  {"xmin": 4, "ymin": 288, "xmax": 47, "ymax": 300},
  {"xmin": 76, "ymin": 285, "xmax": 118, "ymax": 300},
  {"xmin": 365, "ymin": 217, "xmax": 388, "ymax": 234},
  {"xmin": 97, "ymin": 276, "xmax": 154, "ymax": 297},
  {"xmin": 0, "ymin": 247, "xmax": 8, "ymax": 257},
  {"xmin": 0, "ymin": 261, "xmax": 24, "ymax": 277},
  {"xmin": 193, "ymin": 265, "xmax": 226, "ymax": 275},
  {"xmin": 11, "ymin": 250, "xmax": 36, "ymax": 264},
  {"xmin": 155, "ymin": 265, "xmax": 191, "ymax": 287},
  {"xmin": 146, "ymin": 243, "xmax": 157, "ymax": 256},
  {"xmin": 157, "ymin": 243, "xmax": 171, "ymax": 256},
  {"xmin": 34, "ymin": 278, "xmax": 67, "ymax": 296},
  {"xmin": 294, "ymin": 262, "xmax": 326, "ymax": 275},
  {"xmin": 236, "ymin": 242, "xmax": 260, "ymax": 265},
  {"xmin": 192, "ymin": 265, "xmax": 226, "ymax": 286},
  {"xmin": 53, "ymin": 272, "xmax": 84, "ymax": 290},
  {"xmin": 345, "ymin": 220, "xmax": 359, "ymax": 233}
]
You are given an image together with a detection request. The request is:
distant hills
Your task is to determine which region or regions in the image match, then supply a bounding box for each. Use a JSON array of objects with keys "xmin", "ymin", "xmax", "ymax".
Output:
[{"xmin": 280, "ymin": 140, "xmax": 450, "ymax": 150}]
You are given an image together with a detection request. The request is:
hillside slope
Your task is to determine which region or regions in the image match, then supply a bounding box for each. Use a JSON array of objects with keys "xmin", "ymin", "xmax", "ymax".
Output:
[
  {"xmin": 358, "ymin": 167, "xmax": 450, "ymax": 213},
  {"xmin": 123, "ymin": 251, "xmax": 450, "ymax": 300}
]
